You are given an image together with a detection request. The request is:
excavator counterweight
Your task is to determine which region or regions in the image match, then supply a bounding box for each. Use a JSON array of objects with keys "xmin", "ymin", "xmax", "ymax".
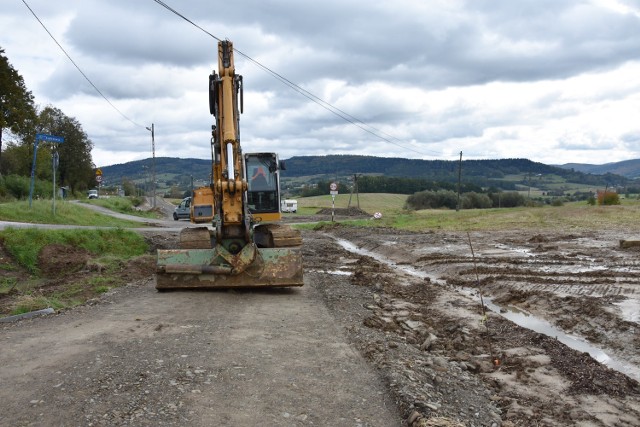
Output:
[{"xmin": 155, "ymin": 40, "xmax": 303, "ymax": 289}]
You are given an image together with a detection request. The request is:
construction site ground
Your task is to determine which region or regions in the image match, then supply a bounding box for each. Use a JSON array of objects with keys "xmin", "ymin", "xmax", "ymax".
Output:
[{"xmin": 1, "ymin": 211, "xmax": 639, "ymax": 426}]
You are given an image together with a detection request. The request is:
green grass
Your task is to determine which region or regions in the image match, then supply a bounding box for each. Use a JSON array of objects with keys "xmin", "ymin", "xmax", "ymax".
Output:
[
  {"xmin": 0, "ymin": 277, "xmax": 18, "ymax": 294},
  {"xmin": 0, "ymin": 228, "xmax": 150, "ymax": 316},
  {"xmin": 0, "ymin": 228, "xmax": 148, "ymax": 274},
  {"xmin": 297, "ymin": 193, "xmax": 408, "ymax": 216},
  {"xmin": 373, "ymin": 201, "xmax": 640, "ymax": 232},
  {"xmin": 11, "ymin": 295, "xmax": 66, "ymax": 315},
  {"xmin": 83, "ymin": 196, "xmax": 160, "ymax": 219},
  {"xmin": 296, "ymin": 196, "xmax": 640, "ymax": 234},
  {"xmin": 0, "ymin": 200, "xmax": 143, "ymax": 227}
]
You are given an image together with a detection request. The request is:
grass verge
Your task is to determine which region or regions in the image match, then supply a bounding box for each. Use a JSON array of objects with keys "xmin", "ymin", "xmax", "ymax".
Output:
[
  {"xmin": 0, "ymin": 200, "xmax": 144, "ymax": 227},
  {"xmin": 1, "ymin": 227, "xmax": 147, "ymax": 273},
  {"xmin": 83, "ymin": 196, "xmax": 162, "ymax": 219},
  {"xmin": 0, "ymin": 228, "xmax": 151, "ymax": 316}
]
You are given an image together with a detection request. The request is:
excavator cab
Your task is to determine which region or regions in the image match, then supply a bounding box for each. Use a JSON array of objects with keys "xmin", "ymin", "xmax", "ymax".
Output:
[{"xmin": 246, "ymin": 152, "xmax": 281, "ymax": 219}]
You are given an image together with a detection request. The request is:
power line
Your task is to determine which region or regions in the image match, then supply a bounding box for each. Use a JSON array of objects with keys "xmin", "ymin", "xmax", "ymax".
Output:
[
  {"xmin": 151, "ymin": 0, "xmax": 443, "ymax": 157},
  {"xmin": 21, "ymin": 0, "xmax": 146, "ymax": 129}
]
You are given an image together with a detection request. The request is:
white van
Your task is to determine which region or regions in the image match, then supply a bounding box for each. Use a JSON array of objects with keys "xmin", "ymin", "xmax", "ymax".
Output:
[
  {"xmin": 281, "ymin": 199, "xmax": 297, "ymax": 213},
  {"xmin": 173, "ymin": 197, "xmax": 191, "ymax": 220}
]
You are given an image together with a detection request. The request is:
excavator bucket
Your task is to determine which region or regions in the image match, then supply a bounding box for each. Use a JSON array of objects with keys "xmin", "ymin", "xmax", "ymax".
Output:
[{"xmin": 155, "ymin": 244, "xmax": 303, "ymax": 289}]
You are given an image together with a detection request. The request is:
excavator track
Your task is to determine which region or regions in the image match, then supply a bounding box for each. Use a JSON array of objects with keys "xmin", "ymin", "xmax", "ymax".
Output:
[
  {"xmin": 254, "ymin": 224, "xmax": 302, "ymax": 248},
  {"xmin": 179, "ymin": 227, "xmax": 213, "ymax": 249}
]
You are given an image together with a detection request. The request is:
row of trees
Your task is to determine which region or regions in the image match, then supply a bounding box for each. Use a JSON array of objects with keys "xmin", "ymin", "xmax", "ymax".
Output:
[
  {"xmin": 1, "ymin": 47, "xmax": 95, "ymax": 199},
  {"xmin": 296, "ymin": 176, "xmax": 484, "ymax": 197},
  {"xmin": 405, "ymin": 190, "xmax": 528, "ymax": 210}
]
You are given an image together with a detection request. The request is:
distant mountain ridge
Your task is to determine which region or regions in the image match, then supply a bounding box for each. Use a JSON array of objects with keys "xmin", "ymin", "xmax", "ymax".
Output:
[
  {"xmin": 558, "ymin": 158, "xmax": 640, "ymax": 179},
  {"xmin": 99, "ymin": 155, "xmax": 638, "ymax": 191}
]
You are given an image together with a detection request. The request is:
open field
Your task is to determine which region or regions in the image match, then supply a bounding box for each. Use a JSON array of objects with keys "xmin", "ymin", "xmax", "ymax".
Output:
[
  {"xmin": 389, "ymin": 201, "xmax": 640, "ymax": 232},
  {"xmin": 297, "ymin": 193, "xmax": 408, "ymax": 215}
]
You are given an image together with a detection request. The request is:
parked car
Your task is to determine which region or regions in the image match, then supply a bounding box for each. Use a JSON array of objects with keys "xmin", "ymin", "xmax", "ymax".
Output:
[
  {"xmin": 88, "ymin": 189, "xmax": 99, "ymax": 199},
  {"xmin": 173, "ymin": 197, "xmax": 191, "ymax": 220}
]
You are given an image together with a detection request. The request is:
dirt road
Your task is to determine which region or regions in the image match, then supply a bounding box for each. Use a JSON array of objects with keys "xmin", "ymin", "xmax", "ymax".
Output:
[
  {"xmin": 0, "ymin": 276, "xmax": 400, "ymax": 426},
  {"xmin": 1, "ymin": 212, "xmax": 639, "ymax": 426}
]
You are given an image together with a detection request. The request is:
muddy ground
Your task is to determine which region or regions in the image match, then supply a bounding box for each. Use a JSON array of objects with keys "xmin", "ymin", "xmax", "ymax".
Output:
[
  {"xmin": 304, "ymin": 224, "xmax": 640, "ymax": 426},
  {"xmin": 1, "ymin": 217, "xmax": 639, "ymax": 426}
]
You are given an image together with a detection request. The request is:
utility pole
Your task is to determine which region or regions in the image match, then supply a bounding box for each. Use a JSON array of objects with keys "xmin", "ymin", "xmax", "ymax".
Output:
[
  {"xmin": 456, "ymin": 151, "xmax": 462, "ymax": 212},
  {"xmin": 347, "ymin": 173, "xmax": 361, "ymax": 209},
  {"xmin": 146, "ymin": 123, "xmax": 156, "ymax": 208}
]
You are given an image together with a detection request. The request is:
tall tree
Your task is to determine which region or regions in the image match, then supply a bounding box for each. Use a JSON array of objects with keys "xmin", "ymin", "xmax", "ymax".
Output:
[
  {"xmin": 0, "ymin": 47, "xmax": 36, "ymax": 174},
  {"xmin": 38, "ymin": 106, "xmax": 95, "ymax": 192}
]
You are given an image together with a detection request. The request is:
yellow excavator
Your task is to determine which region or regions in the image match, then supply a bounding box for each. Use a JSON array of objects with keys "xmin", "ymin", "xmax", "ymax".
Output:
[{"xmin": 156, "ymin": 40, "xmax": 303, "ymax": 289}]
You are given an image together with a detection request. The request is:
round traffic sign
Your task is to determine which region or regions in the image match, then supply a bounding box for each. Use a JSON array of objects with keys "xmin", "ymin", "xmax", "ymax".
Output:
[
  {"xmin": 96, "ymin": 175, "xmax": 103, "ymax": 183},
  {"xmin": 330, "ymin": 182, "xmax": 338, "ymax": 191}
]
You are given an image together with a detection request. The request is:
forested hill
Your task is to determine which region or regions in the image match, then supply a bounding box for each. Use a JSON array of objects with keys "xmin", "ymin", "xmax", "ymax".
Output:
[
  {"xmin": 558, "ymin": 158, "xmax": 640, "ymax": 179},
  {"xmin": 282, "ymin": 155, "xmax": 633, "ymax": 186},
  {"xmin": 100, "ymin": 155, "xmax": 635, "ymax": 188}
]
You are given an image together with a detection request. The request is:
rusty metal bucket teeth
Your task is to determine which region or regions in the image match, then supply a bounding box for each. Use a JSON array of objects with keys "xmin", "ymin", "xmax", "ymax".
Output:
[{"xmin": 155, "ymin": 245, "xmax": 303, "ymax": 290}]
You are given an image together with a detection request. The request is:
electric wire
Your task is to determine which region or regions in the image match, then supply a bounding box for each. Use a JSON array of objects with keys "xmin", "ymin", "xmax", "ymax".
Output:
[
  {"xmin": 20, "ymin": 0, "xmax": 147, "ymax": 130},
  {"xmin": 151, "ymin": 0, "xmax": 443, "ymax": 157}
]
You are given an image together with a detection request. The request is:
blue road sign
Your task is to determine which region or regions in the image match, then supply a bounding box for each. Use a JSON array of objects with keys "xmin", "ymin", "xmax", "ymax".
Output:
[{"xmin": 36, "ymin": 133, "xmax": 65, "ymax": 143}]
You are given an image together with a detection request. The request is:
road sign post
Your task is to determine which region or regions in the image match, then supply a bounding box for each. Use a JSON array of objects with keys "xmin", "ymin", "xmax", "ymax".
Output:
[
  {"xmin": 29, "ymin": 134, "xmax": 64, "ymax": 209},
  {"xmin": 52, "ymin": 151, "xmax": 59, "ymax": 215},
  {"xmin": 330, "ymin": 182, "xmax": 338, "ymax": 222},
  {"xmin": 95, "ymin": 169, "xmax": 103, "ymax": 197}
]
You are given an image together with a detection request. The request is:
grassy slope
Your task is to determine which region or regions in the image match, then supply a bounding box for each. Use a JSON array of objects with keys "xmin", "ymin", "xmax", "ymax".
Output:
[
  {"xmin": 0, "ymin": 199, "xmax": 146, "ymax": 227},
  {"xmin": 0, "ymin": 227, "xmax": 149, "ymax": 316},
  {"xmin": 82, "ymin": 197, "xmax": 161, "ymax": 219}
]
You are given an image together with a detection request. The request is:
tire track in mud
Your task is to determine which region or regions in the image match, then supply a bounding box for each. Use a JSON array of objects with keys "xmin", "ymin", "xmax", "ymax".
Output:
[{"xmin": 416, "ymin": 252, "xmax": 640, "ymax": 298}]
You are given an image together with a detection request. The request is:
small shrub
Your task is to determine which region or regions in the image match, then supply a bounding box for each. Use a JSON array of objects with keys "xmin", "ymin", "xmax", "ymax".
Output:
[
  {"xmin": 130, "ymin": 196, "xmax": 145, "ymax": 207},
  {"xmin": 597, "ymin": 191, "xmax": 620, "ymax": 206}
]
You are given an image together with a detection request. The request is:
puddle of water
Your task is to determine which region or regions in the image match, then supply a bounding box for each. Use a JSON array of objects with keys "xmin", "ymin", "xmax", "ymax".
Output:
[
  {"xmin": 538, "ymin": 264, "xmax": 610, "ymax": 274},
  {"xmin": 487, "ymin": 244, "xmax": 535, "ymax": 257},
  {"xmin": 308, "ymin": 268, "xmax": 353, "ymax": 276},
  {"xmin": 481, "ymin": 295, "xmax": 640, "ymax": 382},
  {"xmin": 614, "ymin": 298, "xmax": 640, "ymax": 323},
  {"xmin": 332, "ymin": 234, "xmax": 640, "ymax": 382},
  {"xmin": 334, "ymin": 238, "xmax": 445, "ymax": 284}
]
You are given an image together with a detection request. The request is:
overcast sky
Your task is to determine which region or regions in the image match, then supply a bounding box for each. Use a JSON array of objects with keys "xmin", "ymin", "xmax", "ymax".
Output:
[{"xmin": 2, "ymin": 0, "xmax": 640, "ymax": 167}]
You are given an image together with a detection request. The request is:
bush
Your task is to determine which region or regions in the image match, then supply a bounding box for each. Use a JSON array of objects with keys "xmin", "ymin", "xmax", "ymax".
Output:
[
  {"xmin": 460, "ymin": 192, "xmax": 492, "ymax": 209},
  {"xmin": 597, "ymin": 191, "xmax": 620, "ymax": 205},
  {"xmin": 0, "ymin": 174, "xmax": 52, "ymax": 200},
  {"xmin": 405, "ymin": 190, "xmax": 458, "ymax": 210},
  {"xmin": 129, "ymin": 196, "xmax": 145, "ymax": 207},
  {"xmin": 489, "ymin": 191, "xmax": 526, "ymax": 208}
]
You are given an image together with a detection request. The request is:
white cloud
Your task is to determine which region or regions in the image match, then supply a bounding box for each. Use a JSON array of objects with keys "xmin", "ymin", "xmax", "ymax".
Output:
[{"xmin": 2, "ymin": 0, "xmax": 640, "ymax": 167}]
